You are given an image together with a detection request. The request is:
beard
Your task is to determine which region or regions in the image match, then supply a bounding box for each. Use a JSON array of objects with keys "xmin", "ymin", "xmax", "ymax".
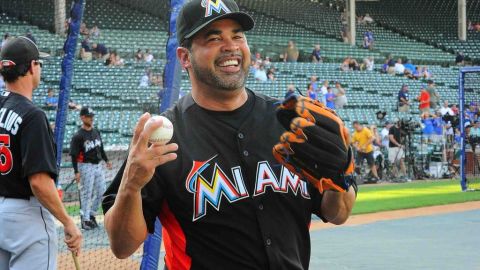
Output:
[{"xmin": 190, "ymin": 52, "xmax": 249, "ymax": 91}]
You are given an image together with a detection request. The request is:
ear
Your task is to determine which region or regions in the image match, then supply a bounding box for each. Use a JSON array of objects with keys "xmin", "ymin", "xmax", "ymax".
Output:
[
  {"xmin": 177, "ymin": 47, "xmax": 192, "ymax": 69},
  {"xmin": 29, "ymin": 60, "xmax": 36, "ymax": 74}
]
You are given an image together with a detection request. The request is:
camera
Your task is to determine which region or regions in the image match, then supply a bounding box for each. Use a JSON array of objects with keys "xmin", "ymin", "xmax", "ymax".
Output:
[{"xmin": 399, "ymin": 118, "xmax": 421, "ymax": 133}]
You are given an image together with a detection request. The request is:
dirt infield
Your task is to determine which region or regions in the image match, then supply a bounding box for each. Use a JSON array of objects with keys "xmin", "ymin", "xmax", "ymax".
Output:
[
  {"xmin": 57, "ymin": 248, "xmax": 142, "ymax": 270},
  {"xmin": 310, "ymin": 201, "xmax": 480, "ymax": 231}
]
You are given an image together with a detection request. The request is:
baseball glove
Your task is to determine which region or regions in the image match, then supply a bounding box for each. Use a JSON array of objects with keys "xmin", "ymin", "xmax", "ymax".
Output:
[{"xmin": 273, "ymin": 95, "xmax": 354, "ymax": 193}]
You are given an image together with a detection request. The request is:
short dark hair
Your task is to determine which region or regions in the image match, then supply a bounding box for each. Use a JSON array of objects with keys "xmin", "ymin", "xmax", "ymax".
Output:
[
  {"xmin": 0, "ymin": 63, "xmax": 31, "ymax": 83},
  {"xmin": 181, "ymin": 38, "xmax": 192, "ymax": 50},
  {"xmin": 352, "ymin": 121, "xmax": 360, "ymax": 125}
]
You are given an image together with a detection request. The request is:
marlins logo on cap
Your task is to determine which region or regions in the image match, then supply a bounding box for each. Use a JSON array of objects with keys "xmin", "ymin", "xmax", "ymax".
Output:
[{"xmin": 201, "ymin": 0, "xmax": 231, "ymax": 17}]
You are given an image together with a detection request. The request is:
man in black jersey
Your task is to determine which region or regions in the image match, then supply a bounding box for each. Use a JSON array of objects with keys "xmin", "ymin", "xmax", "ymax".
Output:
[
  {"xmin": 0, "ymin": 36, "xmax": 82, "ymax": 269},
  {"xmin": 70, "ymin": 106, "xmax": 111, "ymax": 230},
  {"xmin": 102, "ymin": 0, "xmax": 356, "ymax": 269}
]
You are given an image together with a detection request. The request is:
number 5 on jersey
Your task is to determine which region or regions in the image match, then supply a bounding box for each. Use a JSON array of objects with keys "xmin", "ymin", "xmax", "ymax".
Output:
[{"xmin": 0, "ymin": 134, "xmax": 13, "ymax": 174}]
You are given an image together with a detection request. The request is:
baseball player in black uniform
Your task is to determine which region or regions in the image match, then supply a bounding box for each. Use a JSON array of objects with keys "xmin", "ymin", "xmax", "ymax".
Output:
[
  {"xmin": 0, "ymin": 36, "xmax": 82, "ymax": 269},
  {"xmin": 70, "ymin": 106, "xmax": 111, "ymax": 230},
  {"xmin": 102, "ymin": 0, "xmax": 356, "ymax": 269}
]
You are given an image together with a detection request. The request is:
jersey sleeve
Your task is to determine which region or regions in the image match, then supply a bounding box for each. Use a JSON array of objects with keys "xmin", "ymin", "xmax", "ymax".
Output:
[
  {"xmin": 102, "ymin": 159, "xmax": 166, "ymax": 234},
  {"xmin": 70, "ymin": 133, "xmax": 82, "ymax": 173},
  {"xmin": 20, "ymin": 110, "xmax": 57, "ymax": 179}
]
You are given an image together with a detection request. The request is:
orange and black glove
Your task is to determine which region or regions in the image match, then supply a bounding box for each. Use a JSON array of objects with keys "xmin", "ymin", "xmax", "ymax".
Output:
[{"xmin": 273, "ymin": 95, "xmax": 355, "ymax": 194}]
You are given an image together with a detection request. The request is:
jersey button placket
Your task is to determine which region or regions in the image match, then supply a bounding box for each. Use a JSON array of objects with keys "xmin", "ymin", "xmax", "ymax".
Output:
[
  {"xmin": 243, "ymin": 150, "xmax": 249, "ymax": 157},
  {"xmin": 258, "ymin": 203, "xmax": 264, "ymax": 210},
  {"xmin": 237, "ymin": 133, "xmax": 244, "ymax": 139},
  {"xmin": 265, "ymin": 238, "xmax": 272, "ymax": 247}
]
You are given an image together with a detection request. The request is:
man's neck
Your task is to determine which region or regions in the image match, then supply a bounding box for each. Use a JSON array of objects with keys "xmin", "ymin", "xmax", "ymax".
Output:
[
  {"xmin": 6, "ymin": 81, "xmax": 34, "ymax": 101},
  {"xmin": 191, "ymin": 86, "xmax": 248, "ymax": 112},
  {"xmin": 82, "ymin": 125, "xmax": 93, "ymax": 131}
]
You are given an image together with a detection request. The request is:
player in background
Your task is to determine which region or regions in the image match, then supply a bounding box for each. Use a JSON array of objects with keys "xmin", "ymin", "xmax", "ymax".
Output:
[
  {"xmin": 0, "ymin": 36, "xmax": 82, "ymax": 269},
  {"xmin": 70, "ymin": 106, "xmax": 112, "ymax": 230}
]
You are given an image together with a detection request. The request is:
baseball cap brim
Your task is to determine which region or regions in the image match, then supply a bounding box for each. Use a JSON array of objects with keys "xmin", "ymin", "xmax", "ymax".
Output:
[{"xmin": 183, "ymin": 12, "xmax": 254, "ymax": 40}]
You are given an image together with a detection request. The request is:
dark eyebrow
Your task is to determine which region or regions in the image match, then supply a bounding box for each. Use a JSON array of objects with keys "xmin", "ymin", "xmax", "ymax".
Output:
[{"xmin": 203, "ymin": 28, "xmax": 244, "ymax": 38}]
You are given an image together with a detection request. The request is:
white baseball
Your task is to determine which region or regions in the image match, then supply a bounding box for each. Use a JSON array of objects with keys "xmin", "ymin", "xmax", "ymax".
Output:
[{"xmin": 144, "ymin": 115, "xmax": 174, "ymax": 145}]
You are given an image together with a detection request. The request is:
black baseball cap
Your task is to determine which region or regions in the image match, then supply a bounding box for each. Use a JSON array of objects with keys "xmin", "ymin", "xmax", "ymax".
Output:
[
  {"xmin": 0, "ymin": 36, "xmax": 48, "ymax": 69},
  {"xmin": 80, "ymin": 106, "xmax": 95, "ymax": 117},
  {"xmin": 176, "ymin": 0, "xmax": 255, "ymax": 44}
]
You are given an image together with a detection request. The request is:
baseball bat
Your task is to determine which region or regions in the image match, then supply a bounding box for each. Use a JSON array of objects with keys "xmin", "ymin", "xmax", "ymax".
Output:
[{"xmin": 71, "ymin": 251, "xmax": 81, "ymax": 270}]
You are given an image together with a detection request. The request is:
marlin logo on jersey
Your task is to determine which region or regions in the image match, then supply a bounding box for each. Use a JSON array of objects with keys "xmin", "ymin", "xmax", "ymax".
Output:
[
  {"xmin": 186, "ymin": 155, "xmax": 310, "ymax": 221},
  {"xmin": 201, "ymin": 0, "xmax": 231, "ymax": 17}
]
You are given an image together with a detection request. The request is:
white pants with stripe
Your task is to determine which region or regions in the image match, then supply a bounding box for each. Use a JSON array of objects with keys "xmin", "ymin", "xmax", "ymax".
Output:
[
  {"xmin": 78, "ymin": 163, "xmax": 106, "ymax": 220},
  {"xmin": 0, "ymin": 196, "xmax": 57, "ymax": 270}
]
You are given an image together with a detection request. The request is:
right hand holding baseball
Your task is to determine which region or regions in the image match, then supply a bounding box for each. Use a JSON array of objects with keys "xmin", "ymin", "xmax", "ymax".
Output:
[
  {"xmin": 64, "ymin": 219, "xmax": 82, "ymax": 256},
  {"xmin": 123, "ymin": 113, "xmax": 178, "ymax": 192}
]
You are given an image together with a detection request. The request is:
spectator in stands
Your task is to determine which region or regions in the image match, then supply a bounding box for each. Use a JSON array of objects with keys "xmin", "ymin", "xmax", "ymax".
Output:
[
  {"xmin": 266, "ymin": 67, "xmax": 276, "ymax": 81},
  {"xmin": 25, "ymin": 29, "xmax": 36, "ymax": 44},
  {"xmin": 139, "ymin": 70, "xmax": 150, "ymax": 87},
  {"xmin": 411, "ymin": 66, "xmax": 421, "ymax": 80},
  {"xmin": 439, "ymin": 100, "xmax": 455, "ymax": 116},
  {"xmin": 381, "ymin": 59, "xmax": 389, "ymax": 73},
  {"xmin": 451, "ymin": 104, "xmax": 459, "ymax": 115},
  {"xmin": 397, "ymin": 84, "xmax": 410, "ymax": 112},
  {"xmin": 319, "ymin": 80, "xmax": 329, "ymax": 105},
  {"xmin": 80, "ymin": 23, "xmax": 89, "ymax": 36},
  {"xmin": 309, "ymin": 76, "xmax": 319, "ymax": 92},
  {"xmin": 285, "ymin": 84, "xmax": 295, "ymax": 99},
  {"xmin": 263, "ymin": 56, "xmax": 271, "ymax": 67},
  {"xmin": 403, "ymin": 59, "xmax": 416, "ymax": 75},
  {"xmin": 150, "ymin": 73, "xmax": 163, "ymax": 86},
  {"xmin": 349, "ymin": 58, "xmax": 360, "ymax": 71},
  {"xmin": 471, "ymin": 121, "xmax": 480, "ymax": 138},
  {"xmin": 284, "ymin": 40, "xmax": 299, "ymax": 62},
  {"xmin": 394, "ymin": 58, "xmax": 405, "ymax": 75},
  {"xmin": 44, "ymin": 88, "xmax": 58, "ymax": 109},
  {"xmin": 352, "ymin": 121, "xmax": 380, "ymax": 182},
  {"xmin": 426, "ymin": 80, "xmax": 440, "ymax": 110},
  {"xmin": 334, "ymin": 81, "xmax": 347, "ymax": 109},
  {"xmin": 69, "ymin": 99, "xmax": 81, "ymax": 110},
  {"xmin": 340, "ymin": 57, "xmax": 351, "ymax": 71},
  {"xmin": 362, "ymin": 56, "xmax": 374, "ymax": 71},
  {"xmin": 253, "ymin": 52, "xmax": 263, "ymax": 65},
  {"xmin": 306, "ymin": 84, "xmax": 317, "ymax": 100},
  {"xmin": 92, "ymin": 43, "xmax": 109, "ymax": 60},
  {"xmin": 417, "ymin": 85, "xmax": 431, "ymax": 116},
  {"xmin": 90, "ymin": 25, "xmax": 100, "ymax": 38},
  {"xmin": 363, "ymin": 29, "xmax": 374, "ymax": 50},
  {"xmin": 144, "ymin": 49, "xmax": 154, "ymax": 63},
  {"xmin": 1, "ymin": 33, "xmax": 9, "ymax": 50},
  {"xmin": 468, "ymin": 20, "xmax": 474, "ymax": 31},
  {"xmin": 254, "ymin": 64, "xmax": 268, "ymax": 82},
  {"xmin": 311, "ymin": 44, "xmax": 323, "ymax": 63},
  {"xmin": 80, "ymin": 37, "xmax": 92, "ymax": 61},
  {"xmin": 455, "ymin": 52, "xmax": 465, "ymax": 66},
  {"xmin": 421, "ymin": 66, "xmax": 432, "ymax": 79},
  {"xmin": 325, "ymin": 87, "xmax": 336, "ymax": 109},
  {"xmin": 135, "ymin": 49, "xmax": 144, "ymax": 62},
  {"xmin": 362, "ymin": 14, "xmax": 374, "ymax": 24}
]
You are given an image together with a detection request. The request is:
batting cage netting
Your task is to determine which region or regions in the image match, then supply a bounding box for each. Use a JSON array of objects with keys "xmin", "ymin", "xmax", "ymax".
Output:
[
  {"xmin": 0, "ymin": 0, "xmax": 177, "ymax": 269},
  {"xmin": 459, "ymin": 67, "xmax": 480, "ymax": 191}
]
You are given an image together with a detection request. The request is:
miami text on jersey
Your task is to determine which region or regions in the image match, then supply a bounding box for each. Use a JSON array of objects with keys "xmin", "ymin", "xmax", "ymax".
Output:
[
  {"xmin": 84, "ymin": 139, "xmax": 102, "ymax": 152},
  {"xmin": 186, "ymin": 155, "xmax": 310, "ymax": 221}
]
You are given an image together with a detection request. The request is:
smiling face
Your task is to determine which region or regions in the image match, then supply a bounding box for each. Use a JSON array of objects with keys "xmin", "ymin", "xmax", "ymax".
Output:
[{"xmin": 178, "ymin": 19, "xmax": 251, "ymax": 93}]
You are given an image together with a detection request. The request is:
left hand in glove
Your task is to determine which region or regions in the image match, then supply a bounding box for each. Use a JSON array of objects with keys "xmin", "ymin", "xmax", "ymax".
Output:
[{"xmin": 272, "ymin": 95, "xmax": 355, "ymax": 193}]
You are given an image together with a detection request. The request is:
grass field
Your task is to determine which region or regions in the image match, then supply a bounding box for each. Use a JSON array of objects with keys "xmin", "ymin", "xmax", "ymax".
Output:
[
  {"xmin": 352, "ymin": 180, "xmax": 480, "ymax": 215},
  {"xmin": 65, "ymin": 180, "xmax": 480, "ymax": 216}
]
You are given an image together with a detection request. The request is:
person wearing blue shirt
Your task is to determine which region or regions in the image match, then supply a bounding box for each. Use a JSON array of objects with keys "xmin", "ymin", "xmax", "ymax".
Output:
[
  {"xmin": 44, "ymin": 88, "xmax": 58, "ymax": 109},
  {"xmin": 325, "ymin": 87, "xmax": 336, "ymax": 110},
  {"xmin": 422, "ymin": 114, "xmax": 435, "ymax": 142}
]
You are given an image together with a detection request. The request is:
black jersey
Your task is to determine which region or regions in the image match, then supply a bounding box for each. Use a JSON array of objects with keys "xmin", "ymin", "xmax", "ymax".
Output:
[
  {"xmin": 70, "ymin": 128, "xmax": 108, "ymax": 173},
  {"xmin": 0, "ymin": 91, "xmax": 57, "ymax": 199},
  {"xmin": 103, "ymin": 90, "xmax": 325, "ymax": 270}
]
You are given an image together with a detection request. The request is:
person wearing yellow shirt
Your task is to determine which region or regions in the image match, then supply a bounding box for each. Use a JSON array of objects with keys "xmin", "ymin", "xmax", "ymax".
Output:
[{"xmin": 352, "ymin": 121, "xmax": 380, "ymax": 182}]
